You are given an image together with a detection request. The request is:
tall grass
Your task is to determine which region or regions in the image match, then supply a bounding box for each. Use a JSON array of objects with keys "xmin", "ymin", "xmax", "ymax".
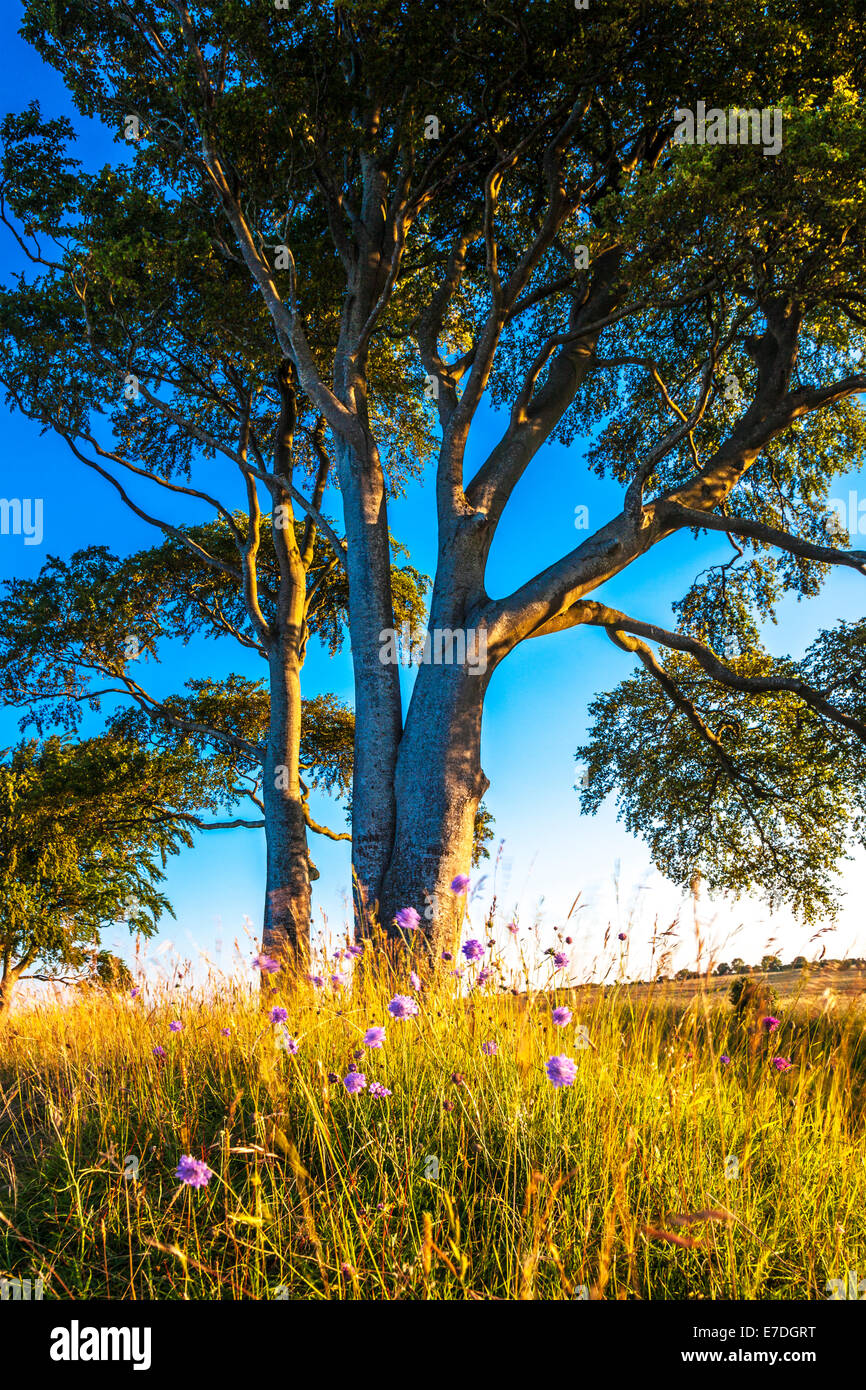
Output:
[{"xmin": 1, "ymin": 937, "xmax": 865, "ymax": 1300}]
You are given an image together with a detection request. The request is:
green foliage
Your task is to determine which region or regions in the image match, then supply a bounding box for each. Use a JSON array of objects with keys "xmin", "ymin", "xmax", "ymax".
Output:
[
  {"xmin": 0, "ymin": 736, "xmax": 194, "ymax": 981},
  {"xmin": 729, "ymin": 975, "xmax": 779, "ymax": 1015},
  {"xmin": 578, "ymin": 636, "xmax": 866, "ymax": 921}
]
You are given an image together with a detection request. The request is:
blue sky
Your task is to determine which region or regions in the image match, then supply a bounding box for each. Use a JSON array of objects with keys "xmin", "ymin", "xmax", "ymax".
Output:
[{"xmin": 2, "ymin": 7, "xmax": 865, "ymax": 985}]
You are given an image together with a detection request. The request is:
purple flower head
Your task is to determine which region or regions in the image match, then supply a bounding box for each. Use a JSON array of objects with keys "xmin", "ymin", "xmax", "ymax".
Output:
[
  {"xmin": 395, "ymin": 906, "xmax": 421, "ymax": 932},
  {"xmin": 277, "ymin": 1029, "xmax": 299, "ymax": 1055},
  {"xmin": 220, "ymin": 1027, "xmax": 231, "ymax": 1038},
  {"xmin": 307, "ymin": 974, "xmax": 324, "ymax": 988},
  {"xmin": 253, "ymin": 953, "xmax": 281, "ymax": 975},
  {"xmin": 552, "ymin": 1006, "xmax": 573, "ymax": 1027},
  {"xmin": 152, "ymin": 1045, "xmax": 166, "ymax": 1059},
  {"xmin": 617, "ymin": 933, "xmax": 627, "ymax": 942},
  {"xmin": 347, "ymin": 943, "xmax": 364, "ymax": 958},
  {"xmin": 343, "ymin": 1070, "xmax": 367, "ymax": 1094},
  {"xmin": 441, "ymin": 951, "xmax": 453, "ymax": 962},
  {"xmin": 168, "ymin": 1020, "xmax": 183, "ymax": 1033},
  {"xmin": 450, "ymin": 1071, "xmax": 465, "ymax": 1086},
  {"xmin": 409, "ymin": 970, "xmax": 421, "ymax": 990},
  {"xmin": 331, "ymin": 972, "xmax": 348, "ymax": 989},
  {"xmin": 481, "ymin": 1040, "xmax": 498, "ymax": 1055},
  {"xmin": 761, "ymin": 1015, "xmax": 780, "ymax": 1033},
  {"xmin": 175, "ymin": 1154, "xmax": 213, "ymax": 1188},
  {"xmin": 720, "ymin": 1054, "xmax": 731, "ymax": 1065},
  {"xmin": 476, "ymin": 967, "xmax": 494, "ymax": 986},
  {"xmin": 451, "ymin": 874, "xmax": 471, "ymax": 895},
  {"xmin": 388, "ymin": 994, "xmax": 419, "ymax": 1021},
  {"xmin": 772, "ymin": 1056, "xmax": 792, "ymax": 1072},
  {"xmin": 327, "ymin": 1071, "xmax": 339, "ymax": 1084},
  {"xmin": 546, "ymin": 1054, "xmax": 578, "ymax": 1088},
  {"xmin": 130, "ymin": 987, "xmax": 140, "ymax": 999},
  {"xmin": 269, "ymin": 1006, "xmax": 288, "ymax": 1025},
  {"xmin": 462, "ymin": 938, "xmax": 485, "ymax": 963},
  {"xmin": 364, "ymin": 1026, "xmax": 386, "ymax": 1049},
  {"xmin": 369, "ymin": 1081, "xmax": 392, "ymax": 1098},
  {"xmin": 506, "ymin": 922, "xmax": 519, "ymax": 935},
  {"xmin": 552, "ymin": 952, "xmax": 569, "ymax": 970}
]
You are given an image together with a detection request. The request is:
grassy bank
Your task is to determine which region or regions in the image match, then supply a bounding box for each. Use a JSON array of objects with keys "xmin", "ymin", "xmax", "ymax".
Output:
[{"xmin": 1, "ymin": 950, "xmax": 865, "ymax": 1300}]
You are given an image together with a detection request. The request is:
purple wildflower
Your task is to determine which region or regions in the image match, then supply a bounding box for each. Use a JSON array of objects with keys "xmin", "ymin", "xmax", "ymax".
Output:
[
  {"xmin": 364, "ymin": 1026, "xmax": 387, "ymax": 1049},
  {"xmin": 388, "ymin": 994, "xmax": 419, "ymax": 1020},
  {"xmin": 441, "ymin": 951, "xmax": 453, "ymax": 962},
  {"xmin": 152, "ymin": 1045, "xmax": 166, "ymax": 1059},
  {"xmin": 462, "ymin": 938, "xmax": 485, "ymax": 963},
  {"xmin": 477, "ymin": 967, "xmax": 494, "ymax": 985},
  {"xmin": 617, "ymin": 933, "xmax": 627, "ymax": 942},
  {"xmin": 481, "ymin": 1040, "xmax": 498, "ymax": 1055},
  {"xmin": 720, "ymin": 1054, "xmax": 731, "ymax": 1065},
  {"xmin": 277, "ymin": 1030, "xmax": 299, "ymax": 1054},
  {"xmin": 347, "ymin": 943, "xmax": 364, "ymax": 958},
  {"xmin": 772, "ymin": 1056, "xmax": 792, "ymax": 1072},
  {"xmin": 253, "ymin": 953, "xmax": 281, "ymax": 975},
  {"xmin": 451, "ymin": 874, "xmax": 471, "ymax": 895},
  {"xmin": 506, "ymin": 922, "xmax": 519, "ymax": 935},
  {"xmin": 168, "ymin": 1020, "xmax": 183, "ymax": 1033},
  {"xmin": 269, "ymin": 1006, "xmax": 288, "ymax": 1025},
  {"xmin": 327, "ymin": 1071, "xmax": 339, "ymax": 1084},
  {"xmin": 553, "ymin": 952, "xmax": 569, "ymax": 970},
  {"xmin": 546, "ymin": 1054, "xmax": 577, "ymax": 1088},
  {"xmin": 220, "ymin": 1027, "xmax": 230, "ymax": 1038},
  {"xmin": 130, "ymin": 988, "xmax": 140, "ymax": 999},
  {"xmin": 409, "ymin": 970, "xmax": 421, "ymax": 990},
  {"xmin": 369, "ymin": 1081, "xmax": 392, "ymax": 1098},
  {"xmin": 761, "ymin": 1015, "xmax": 780, "ymax": 1033},
  {"xmin": 395, "ymin": 907, "xmax": 421, "ymax": 932},
  {"xmin": 331, "ymin": 972, "xmax": 348, "ymax": 989},
  {"xmin": 552, "ymin": 1006, "xmax": 573, "ymax": 1027},
  {"xmin": 307, "ymin": 974, "xmax": 324, "ymax": 988},
  {"xmin": 175, "ymin": 1154, "xmax": 213, "ymax": 1188},
  {"xmin": 343, "ymin": 1070, "xmax": 367, "ymax": 1094}
]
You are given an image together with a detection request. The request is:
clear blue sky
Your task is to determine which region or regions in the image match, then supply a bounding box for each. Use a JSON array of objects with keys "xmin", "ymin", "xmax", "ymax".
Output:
[{"xmin": 2, "ymin": 7, "xmax": 864, "ymax": 986}]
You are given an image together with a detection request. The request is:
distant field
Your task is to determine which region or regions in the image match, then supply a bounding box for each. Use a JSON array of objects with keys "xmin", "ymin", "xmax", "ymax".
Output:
[{"xmin": 564, "ymin": 965, "xmax": 866, "ymax": 1014}]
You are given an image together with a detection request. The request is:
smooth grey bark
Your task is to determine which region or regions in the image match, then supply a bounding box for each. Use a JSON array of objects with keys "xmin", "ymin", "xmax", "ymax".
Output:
[
  {"xmin": 261, "ymin": 641, "xmax": 312, "ymax": 974},
  {"xmin": 333, "ymin": 431, "xmax": 403, "ymax": 926}
]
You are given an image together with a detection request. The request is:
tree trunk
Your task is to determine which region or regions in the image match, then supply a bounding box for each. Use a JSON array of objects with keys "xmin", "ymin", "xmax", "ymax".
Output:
[
  {"xmin": 0, "ymin": 969, "xmax": 18, "ymax": 1021},
  {"xmin": 334, "ymin": 435, "xmax": 403, "ymax": 928},
  {"xmin": 261, "ymin": 642, "xmax": 311, "ymax": 978},
  {"xmin": 380, "ymin": 648, "xmax": 491, "ymax": 958}
]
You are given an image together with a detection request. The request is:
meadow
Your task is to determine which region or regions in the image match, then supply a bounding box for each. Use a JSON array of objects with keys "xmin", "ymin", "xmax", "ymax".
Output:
[{"xmin": 1, "ymin": 934, "xmax": 865, "ymax": 1301}]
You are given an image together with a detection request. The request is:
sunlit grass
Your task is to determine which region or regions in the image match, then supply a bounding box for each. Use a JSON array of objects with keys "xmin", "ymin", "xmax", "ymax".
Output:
[{"xmin": 1, "ymin": 937, "xmax": 865, "ymax": 1300}]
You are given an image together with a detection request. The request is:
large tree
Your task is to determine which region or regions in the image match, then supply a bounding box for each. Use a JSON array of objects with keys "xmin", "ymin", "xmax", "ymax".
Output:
[{"xmin": 2, "ymin": 0, "xmax": 866, "ymax": 956}]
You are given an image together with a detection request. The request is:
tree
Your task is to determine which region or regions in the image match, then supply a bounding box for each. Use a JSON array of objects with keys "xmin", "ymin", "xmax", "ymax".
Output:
[
  {"xmin": 714, "ymin": 961, "xmax": 732, "ymax": 976},
  {"xmin": 731, "ymin": 959, "xmax": 749, "ymax": 974},
  {"xmin": 761, "ymin": 954, "xmax": 783, "ymax": 972},
  {"xmin": 0, "ymin": 512, "xmax": 424, "ymax": 969},
  {"xmin": 2, "ymin": 1, "xmax": 866, "ymax": 957},
  {"xmin": 0, "ymin": 735, "xmax": 198, "ymax": 1017}
]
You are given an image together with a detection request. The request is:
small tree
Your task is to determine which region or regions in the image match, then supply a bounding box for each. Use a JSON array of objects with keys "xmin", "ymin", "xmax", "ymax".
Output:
[
  {"xmin": 729, "ymin": 975, "xmax": 778, "ymax": 1017},
  {"xmin": 761, "ymin": 954, "xmax": 783, "ymax": 973},
  {"xmin": 0, "ymin": 735, "xmax": 203, "ymax": 1017},
  {"xmin": 714, "ymin": 961, "xmax": 733, "ymax": 976}
]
